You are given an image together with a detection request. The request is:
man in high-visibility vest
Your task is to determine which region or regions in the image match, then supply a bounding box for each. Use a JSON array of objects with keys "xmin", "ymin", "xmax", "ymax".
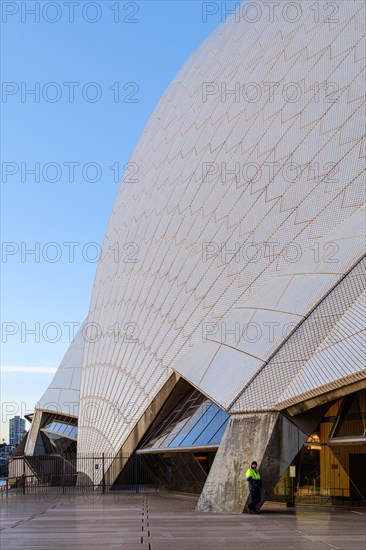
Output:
[{"xmin": 245, "ymin": 460, "xmax": 262, "ymax": 514}]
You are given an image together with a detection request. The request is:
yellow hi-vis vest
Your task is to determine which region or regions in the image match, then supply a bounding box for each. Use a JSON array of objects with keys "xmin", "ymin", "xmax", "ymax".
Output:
[{"xmin": 245, "ymin": 467, "xmax": 261, "ymax": 480}]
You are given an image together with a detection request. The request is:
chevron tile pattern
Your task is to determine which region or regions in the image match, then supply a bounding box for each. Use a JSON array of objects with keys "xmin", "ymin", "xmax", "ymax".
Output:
[
  {"xmin": 77, "ymin": 1, "xmax": 366, "ymax": 459},
  {"xmin": 37, "ymin": 321, "xmax": 85, "ymax": 417}
]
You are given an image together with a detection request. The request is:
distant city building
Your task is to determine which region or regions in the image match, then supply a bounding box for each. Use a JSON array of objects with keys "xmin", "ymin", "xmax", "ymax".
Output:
[{"xmin": 9, "ymin": 416, "xmax": 26, "ymax": 446}]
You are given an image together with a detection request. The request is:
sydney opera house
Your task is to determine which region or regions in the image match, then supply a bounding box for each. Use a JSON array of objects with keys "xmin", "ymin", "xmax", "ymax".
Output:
[{"xmin": 14, "ymin": 1, "xmax": 365, "ymax": 512}]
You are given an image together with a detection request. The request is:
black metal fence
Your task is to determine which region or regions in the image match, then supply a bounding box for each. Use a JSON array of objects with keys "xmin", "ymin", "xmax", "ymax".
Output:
[
  {"xmin": 2, "ymin": 453, "xmax": 163, "ymax": 497},
  {"xmin": 4, "ymin": 453, "xmax": 364, "ymax": 507}
]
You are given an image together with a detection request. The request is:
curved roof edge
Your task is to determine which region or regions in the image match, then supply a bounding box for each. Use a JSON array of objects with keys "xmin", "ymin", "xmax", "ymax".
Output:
[
  {"xmin": 173, "ymin": 206, "xmax": 365, "ymax": 409},
  {"xmin": 36, "ymin": 320, "xmax": 86, "ymax": 417}
]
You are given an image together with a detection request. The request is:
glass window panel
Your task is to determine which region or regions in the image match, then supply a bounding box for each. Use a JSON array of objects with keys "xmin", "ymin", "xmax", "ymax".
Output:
[
  {"xmin": 169, "ymin": 401, "xmax": 213, "ymax": 448},
  {"xmin": 44, "ymin": 421, "xmax": 69, "ymax": 436},
  {"xmin": 208, "ymin": 417, "xmax": 229, "ymax": 445},
  {"xmin": 69, "ymin": 426, "xmax": 78, "ymax": 439},
  {"xmin": 144, "ymin": 428, "xmax": 173, "ymax": 450},
  {"xmin": 144, "ymin": 414, "xmax": 185, "ymax": 448},
  {"xmin": 178, "ymin": 403, "xmax": 219, "ymax": 447},
  {"xmin": 45, "ymin": 422, "xmax": 56, "ymax": 432},
  {"xmin": 143, "ymin": 435, "xmax": 167, "ymax": 450},
  {"xmin": 60, "ymin": 422, "xmax": 69, "ymax": 435},
  {"xmin": 169, "ymin": 407, "xmax": 207, "ymax": 448},
  {"xmin": 143, "ymin": 393, "xmax": 206, "ymax": 450},
  {"xmin": 63, "ymin": 425, "xmax": 73, "ymax": 436},
  {"xmin": 143, "ymin": 391, "xmax": 194, "ymax": 448},
  {"xmin": 192, "ymin": 409, "xmax": 225, "ymax": 446},
  {"xmin": 162, "ymin": 400, "xmax": 208, "ymax": 448},
  {"xmin": 140, "ymin": 389, "xmax": 229, "ymax": 451},
  {"xmin": 161, "ymin": 417, "xmax": 192, "ymax": 448}
]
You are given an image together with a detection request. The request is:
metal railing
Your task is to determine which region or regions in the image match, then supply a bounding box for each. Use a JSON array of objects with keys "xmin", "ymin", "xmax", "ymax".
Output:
[
  {"xmin": 4, "ymin": 454, "xmax": 365, "ymax": 507},
  {"xmin": 2, "ymin": 453, "xmax": 162, "ymax": 498}
]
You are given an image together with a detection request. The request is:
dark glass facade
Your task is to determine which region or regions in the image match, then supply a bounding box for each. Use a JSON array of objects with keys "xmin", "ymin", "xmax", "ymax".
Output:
[
  {"xmin": 40, "ymin": 414, "xmax": 78, "ymax": 455},
  {"xmin": 269, "ymin": 389, "xmax": 366, "ymax": 506},
  {"xmin": 113, "ymin": 382, "xmax": 230, "ymax": 493},
  {"xmin": 138, "ymin": 387, "xmax": 229, "ymax": 453}
]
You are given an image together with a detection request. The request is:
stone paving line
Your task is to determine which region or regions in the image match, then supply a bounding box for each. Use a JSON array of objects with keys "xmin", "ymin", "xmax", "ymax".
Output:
[{"xmin": 0, "ymin": 492, "xmax": 365, "ymax": 550}]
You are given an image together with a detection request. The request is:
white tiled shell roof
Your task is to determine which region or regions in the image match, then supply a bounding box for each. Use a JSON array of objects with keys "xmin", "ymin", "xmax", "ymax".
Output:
[
  {"xmin": 277, "ymin": 290, "xmax": 366, "ymax": 408},
  {"xmin": 78, "ymin": 1, "xmax": 366, "ymax": 455},
  {"xmin": 175, "ymin": 207, "xmax": 365, "ymax": 409},
  {"xmin": 37, "ymin": 322, "xmax": 85, "ymax": 417},
  {"xmin": 231, "ymin": 254, "xmax": 366, "ymax": 413}
]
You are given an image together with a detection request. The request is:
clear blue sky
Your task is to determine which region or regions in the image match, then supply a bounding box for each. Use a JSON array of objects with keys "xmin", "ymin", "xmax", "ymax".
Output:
[{"xmin": 1, "ymin": 1, "xmax": 225, "ymax": 440}]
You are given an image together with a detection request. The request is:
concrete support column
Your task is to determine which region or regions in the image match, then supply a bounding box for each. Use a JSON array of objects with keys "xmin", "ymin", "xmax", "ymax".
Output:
[
  {"xmin": 196, "ymin": 411, "xmax": 308, "ymax": 513},
  {"xmin": 24, "ymin": 408, "xmax": 45, "ymax": 455}
]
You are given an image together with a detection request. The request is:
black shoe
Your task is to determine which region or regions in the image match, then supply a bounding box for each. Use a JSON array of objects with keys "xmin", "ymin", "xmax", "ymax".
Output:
[{"xmin": 247, "ymin": 507, "xmax": 253, "ymax": 514}]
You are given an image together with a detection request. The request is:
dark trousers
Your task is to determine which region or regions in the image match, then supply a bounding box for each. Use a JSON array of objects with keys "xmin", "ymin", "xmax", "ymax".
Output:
[{"xmin": 248, "ymin": 488, "xmax": 261, "ymax": 511}]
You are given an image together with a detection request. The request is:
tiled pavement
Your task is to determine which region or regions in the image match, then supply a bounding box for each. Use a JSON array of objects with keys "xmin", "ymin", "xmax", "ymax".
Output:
[{"xmin": 1, "ymin": 492, "xmax": 365, "ymax": 549}]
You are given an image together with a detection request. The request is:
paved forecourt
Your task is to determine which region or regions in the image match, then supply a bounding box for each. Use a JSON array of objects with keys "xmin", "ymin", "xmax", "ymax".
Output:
[{"xmin": 1, "ymin": 492, "xmax": 365, "ymax": 549}]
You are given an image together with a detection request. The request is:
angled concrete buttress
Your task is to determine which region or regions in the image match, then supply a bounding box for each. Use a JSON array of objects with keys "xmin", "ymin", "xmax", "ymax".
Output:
[{"xmin": 196, "ymin": 411, "xmax": 322, "ymax": 513}]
